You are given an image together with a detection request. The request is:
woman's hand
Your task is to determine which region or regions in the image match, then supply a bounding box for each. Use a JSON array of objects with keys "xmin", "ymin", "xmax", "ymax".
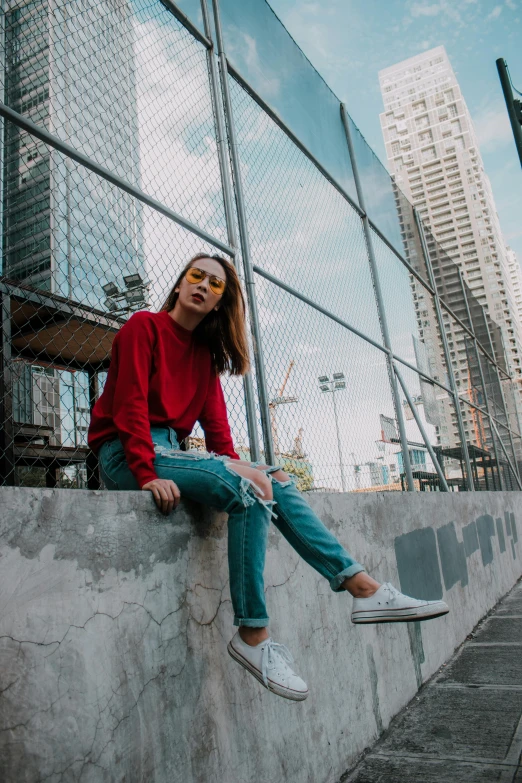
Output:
[{"xmin": 141, "ymin": 478, "xmax": 181, "ymax": 515}]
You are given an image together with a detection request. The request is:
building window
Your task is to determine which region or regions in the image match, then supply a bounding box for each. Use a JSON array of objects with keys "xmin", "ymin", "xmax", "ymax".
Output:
[
  {"xmin": 451, "ymin": 119, "xmax": 462, "ymax": 133},
  {"xmin": 422, "ymin": 146, "xmax": 437, "ymax": 161}
]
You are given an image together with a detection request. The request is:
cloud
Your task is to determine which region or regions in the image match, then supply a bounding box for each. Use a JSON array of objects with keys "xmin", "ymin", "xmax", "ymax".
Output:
[
  {"xmin": 411, "ymin": 2, "xmax": 442, "ymax": 16},
  {"xmin": 415, "ymin": 39, "xmax": 432, "ymax": 50},
  {"xmin": 409, "ymin": 0, "xmax": 468, "ymax": 24},
  {"xmin": 473, "ymin": 102, "xmax": 513, "ymax": 151},
  {"xmin": 300, "ymin": 2, "xmax": 322, "ymax": 14},
  {"xmin": 506, "ymin": 0, "xmax": 517, "ymax": 9},
  {"xmin": 226, "ymin": 31, "xmax": 281, "ymax": 99},
  {"xmin": 278, "ymin": 5, "xmax": 347, "ymax": 68},
  {"xmin": 487, "ymin": 5, "xmax": 503, "ymax": 18}
]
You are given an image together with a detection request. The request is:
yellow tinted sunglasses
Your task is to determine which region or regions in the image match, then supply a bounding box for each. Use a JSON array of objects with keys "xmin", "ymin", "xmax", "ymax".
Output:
[{"xmin": 185, "ymin": 266, "xmax": 227, "ymax": 296}]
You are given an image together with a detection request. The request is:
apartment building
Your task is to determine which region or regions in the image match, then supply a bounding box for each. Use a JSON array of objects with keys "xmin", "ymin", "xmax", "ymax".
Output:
[
  {"xmin": 379, "ymin": 45, "xmax": 522, "ymax": 457},
  {"xmin": 507, "ymin": 247, "xmax": 522, "ymax": 339}
]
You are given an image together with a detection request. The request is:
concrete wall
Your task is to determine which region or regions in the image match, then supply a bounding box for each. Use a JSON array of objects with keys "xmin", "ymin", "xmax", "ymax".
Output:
[{"xmin": 0, "ymin": 487, "xmax": 520, "ymax": 783}]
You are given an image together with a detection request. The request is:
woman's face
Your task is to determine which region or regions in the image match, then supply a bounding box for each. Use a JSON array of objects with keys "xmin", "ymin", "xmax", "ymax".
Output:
[{"xmin": 175, "ymin": 257, "xmax": 226, "ymax": 318}]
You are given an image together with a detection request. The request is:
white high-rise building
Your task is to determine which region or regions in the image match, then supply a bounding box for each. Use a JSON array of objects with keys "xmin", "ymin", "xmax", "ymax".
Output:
[
  {"xmin": 507, "ymin": 247, "xmax": 522, "ymax": 337},
  {"xmin": 379, "ymin": 46, "xmax": 522, "ymax": 432}
]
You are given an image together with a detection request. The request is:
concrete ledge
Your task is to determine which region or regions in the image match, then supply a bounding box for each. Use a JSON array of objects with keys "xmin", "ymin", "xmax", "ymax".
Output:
[{"xmin": 0, "ymin": 488, "xmax": 520, "ymax": 783}]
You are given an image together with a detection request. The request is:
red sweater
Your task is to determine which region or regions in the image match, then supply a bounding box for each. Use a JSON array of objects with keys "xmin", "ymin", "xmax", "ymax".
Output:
[{"xmin": 88, "ymin": 310, "xmax": 239, "ymax": 487}]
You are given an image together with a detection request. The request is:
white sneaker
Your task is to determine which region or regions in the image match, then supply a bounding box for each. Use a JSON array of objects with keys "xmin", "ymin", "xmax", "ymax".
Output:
[
  {"xmin": 351, "ymin": 582, "xmax": 449, "ymax": 624},
  {"xmin": 227, "ymin": 632, "xmax": 309, "ymax": 701}
]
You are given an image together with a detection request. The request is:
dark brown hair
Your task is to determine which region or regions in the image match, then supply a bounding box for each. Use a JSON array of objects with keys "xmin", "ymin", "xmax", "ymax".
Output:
[{"xmin": 160, "ymin": 253, "xmax": 250, "ymax": 376}]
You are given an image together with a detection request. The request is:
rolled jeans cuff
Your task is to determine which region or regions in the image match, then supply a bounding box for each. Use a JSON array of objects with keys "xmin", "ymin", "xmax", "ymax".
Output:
[
  {"xmin": 330, "ymin": 564, "xmax": 365, "ymax": 592},
  {"xmin": 234, "ymin": 616, "xmax": 270, "ymax": 628}
]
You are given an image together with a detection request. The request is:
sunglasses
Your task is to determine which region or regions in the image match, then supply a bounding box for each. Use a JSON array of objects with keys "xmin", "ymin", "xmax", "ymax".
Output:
[{"xmin": 184, "ymin": 266, "xmax": 227, "ymax": 296}]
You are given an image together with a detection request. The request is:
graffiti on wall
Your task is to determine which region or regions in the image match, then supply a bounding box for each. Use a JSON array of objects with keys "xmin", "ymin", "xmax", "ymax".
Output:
[{"xmin": 394, "ymin": 511, "xmax": 518, "ymax": 601}]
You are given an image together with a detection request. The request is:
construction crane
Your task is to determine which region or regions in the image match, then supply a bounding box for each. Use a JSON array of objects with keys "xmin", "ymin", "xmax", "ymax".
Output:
[{"xmin": 269, "ymin": 361, "xmax": 298, "ymax": 455}]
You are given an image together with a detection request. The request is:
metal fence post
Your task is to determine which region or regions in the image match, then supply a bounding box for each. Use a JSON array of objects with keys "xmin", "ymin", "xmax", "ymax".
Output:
[
  {"xmin": 200, "ymin": 0, "xmax": 260, "ymax": 461},
  {"xmin": 210, "ymin": 0, "xmax": 275, "ymax": 465},
  {"xmin": 483, "ymin": 315, "xmax": 520, "ymax": 488},
  {"xmin": 86, "ymin": 368, "xmax": 101, "ymax": 490},
  {"xmin": 0, "ymin": 0, "xmax": 5, "ymax": 273},
  {"xmin": 458, "ymin": 269, "xmax": 505, "ymax": 489},
  {"xmin": 413, "ymin": 210, "xmax": 475, "ymax": 491},
  {"xmin": 340, "ymin": 104, "xmax": 415, "ymax": 491},
  {"xmin": 0, "ymin": 292, "xmax": 14, "ymax": 486},
  {"xmin": 489, "ymin": 417, "xmax": 522, "ymax": 490},
  {"xmin": 491, "ymin": 326, "xmax": 521, "ymax": 483},
  {"xmin": 393, "ymin": 364, "xmax": 449, "ymax": 491}
]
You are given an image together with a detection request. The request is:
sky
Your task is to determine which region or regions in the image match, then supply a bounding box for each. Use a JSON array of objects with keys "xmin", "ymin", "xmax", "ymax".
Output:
[{"xmin": 268, "ymin": 0, "xmax": 522, "ymax": 264}]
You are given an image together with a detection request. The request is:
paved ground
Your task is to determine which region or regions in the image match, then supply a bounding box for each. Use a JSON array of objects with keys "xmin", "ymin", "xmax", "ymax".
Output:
[{"xmin": 344, "ymin": 579, "xmax": 522, "ymax": 783}]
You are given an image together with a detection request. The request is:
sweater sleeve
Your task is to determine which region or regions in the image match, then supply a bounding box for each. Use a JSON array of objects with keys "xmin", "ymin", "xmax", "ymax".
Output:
[
  {"xmin": 199, "ymin": 371, "xmax": 240, "ymax": 460},
  {"xmin": 112, "ymin": 313, "xmax": 159, "ymax": 487}
]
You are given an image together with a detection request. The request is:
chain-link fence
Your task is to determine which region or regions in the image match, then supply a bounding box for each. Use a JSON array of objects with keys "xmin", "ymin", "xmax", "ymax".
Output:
[{"xmin": 0, "ymin": 0, "xmax": 520, "ymax": 494}]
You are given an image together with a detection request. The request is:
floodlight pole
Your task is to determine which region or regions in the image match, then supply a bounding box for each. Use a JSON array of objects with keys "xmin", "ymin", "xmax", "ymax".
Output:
[
  {"xmin": 320, "ymin": 377, "xmax": 347, "ymax": 492},
  {"xmin": 331, "ymin": 387, "xmax": 347, "ymax": 492}
]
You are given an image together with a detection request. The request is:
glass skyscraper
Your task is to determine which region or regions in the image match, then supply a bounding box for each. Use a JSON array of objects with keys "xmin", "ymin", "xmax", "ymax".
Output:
[
  {"xmin": 2, "ymin": 0, "xmax": 145, "ymax": 299},
  {"xmin": 1, "ymin": 0, "xmax": 145, "ymax": 481}
]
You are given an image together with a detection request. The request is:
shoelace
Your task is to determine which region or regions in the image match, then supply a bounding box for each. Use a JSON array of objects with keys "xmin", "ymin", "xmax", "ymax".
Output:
[
  {"xmin": 380, "ymin": 583, "xmax": 401, "ymax": 603},
  {"xmin": 261, "ymin": 640, "xmax": 294, "ymax": 688}
]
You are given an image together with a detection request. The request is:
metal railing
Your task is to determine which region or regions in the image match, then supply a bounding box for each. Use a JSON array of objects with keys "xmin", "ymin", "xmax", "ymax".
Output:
[{"xmin": 0, "ymin": 0, "xmax": 520, "ymax": 493}]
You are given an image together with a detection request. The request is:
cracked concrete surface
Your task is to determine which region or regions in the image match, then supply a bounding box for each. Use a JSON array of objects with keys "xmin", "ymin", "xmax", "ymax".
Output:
[{"xmin": 0, "ymin": 488, "xmax": 521, "ymax": 783}]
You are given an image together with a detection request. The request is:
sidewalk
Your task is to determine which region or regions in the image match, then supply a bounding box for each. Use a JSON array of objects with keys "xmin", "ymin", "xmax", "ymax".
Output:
[{"xmin": 345, "ymin": 579, "xmax": 522, "ymax": 783}]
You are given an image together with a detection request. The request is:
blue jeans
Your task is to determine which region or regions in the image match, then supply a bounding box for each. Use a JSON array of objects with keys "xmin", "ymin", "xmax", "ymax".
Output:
[{"xmin": 98, "ymin": 426, "xmax": 364, "ymax": 627}]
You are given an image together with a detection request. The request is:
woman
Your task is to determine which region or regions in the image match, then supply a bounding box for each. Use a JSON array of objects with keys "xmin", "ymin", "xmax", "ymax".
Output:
[{"xmin": 88, "ymin": 253, "xmax": 449, "ymax": 702}]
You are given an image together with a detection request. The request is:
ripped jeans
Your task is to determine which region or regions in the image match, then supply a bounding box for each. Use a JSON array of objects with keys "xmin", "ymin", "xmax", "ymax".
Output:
[{"xmin": 98, "ymin": 426, "xmax": 364, "ymax": 627}]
